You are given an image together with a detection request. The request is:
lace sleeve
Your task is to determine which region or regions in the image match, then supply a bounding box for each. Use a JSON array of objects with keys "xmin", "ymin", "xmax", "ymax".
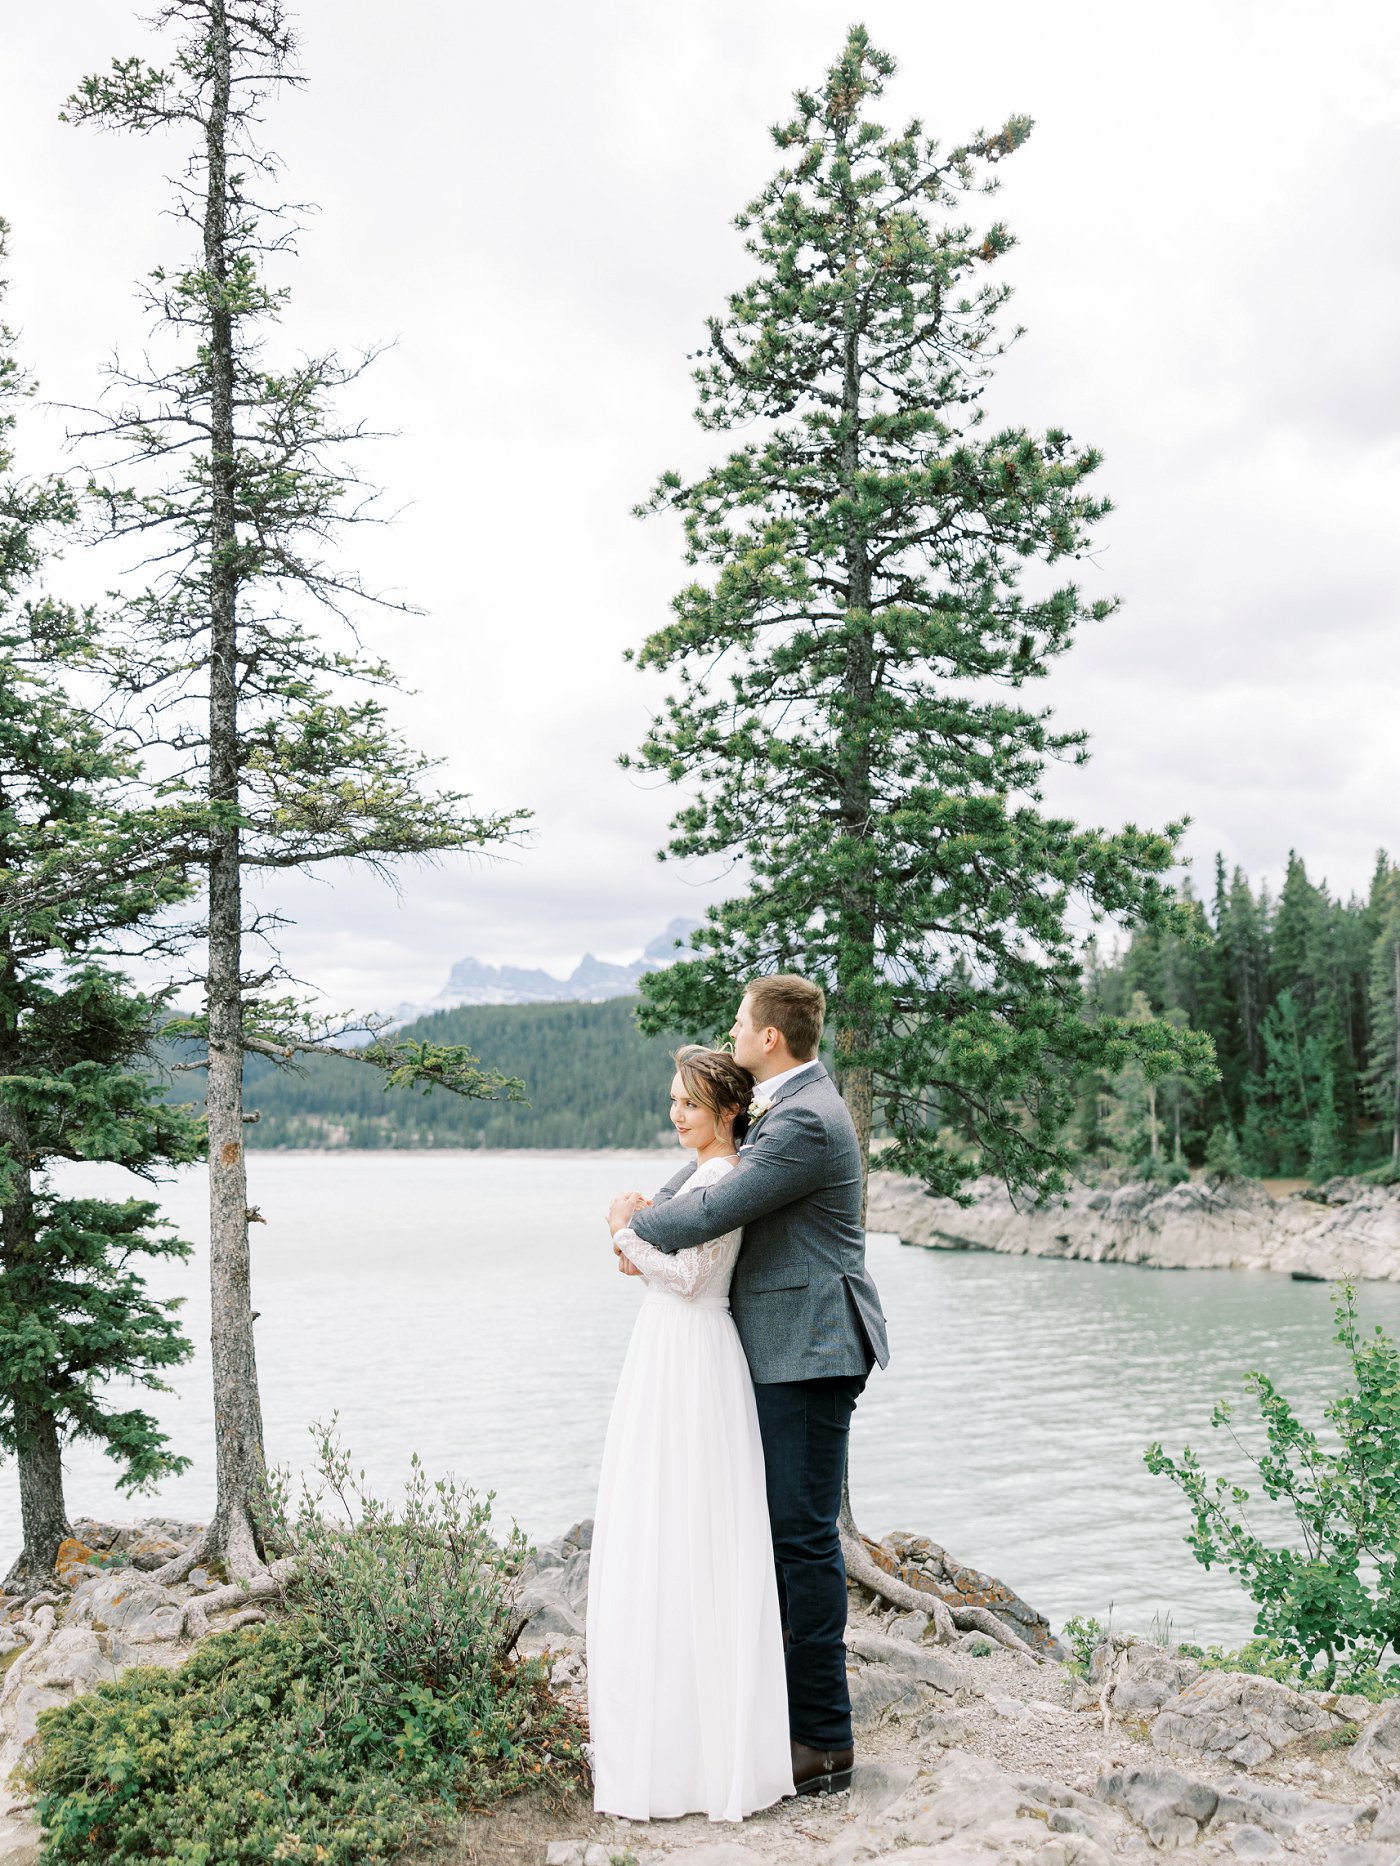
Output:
[{"xmin": 615, "ymin": 1228, "xmax": 731, "ymax": 1298}]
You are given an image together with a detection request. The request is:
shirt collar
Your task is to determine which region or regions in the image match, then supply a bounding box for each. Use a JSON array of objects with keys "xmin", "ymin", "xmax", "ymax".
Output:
[{"xmin": 754, "ymin": 1059, "xmax": 818, "ymax": 1103}]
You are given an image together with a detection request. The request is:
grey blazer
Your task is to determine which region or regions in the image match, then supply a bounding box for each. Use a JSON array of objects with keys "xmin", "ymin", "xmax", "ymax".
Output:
[{"xmin": 626, "ymin": 1062, "xmax": 889, "ymax": 1386}]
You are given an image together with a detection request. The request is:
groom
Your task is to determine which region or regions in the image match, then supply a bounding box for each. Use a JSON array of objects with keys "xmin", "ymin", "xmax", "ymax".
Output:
[{"xmin": 608, "ymin": 973, "xmax": 889, "ymax": 1797}]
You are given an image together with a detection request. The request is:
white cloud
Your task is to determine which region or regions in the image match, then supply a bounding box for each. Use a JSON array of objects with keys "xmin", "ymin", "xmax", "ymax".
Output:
[{"xmin": 3, "ymin": 0, "xmax": 1397, "ymax": 1003}]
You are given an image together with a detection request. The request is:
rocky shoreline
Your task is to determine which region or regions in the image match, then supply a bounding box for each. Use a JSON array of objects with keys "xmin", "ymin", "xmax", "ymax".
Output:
[
  {"xmin": 5, "ymin": 1515, "xmax": 1400, "ymax": 1863},
  {"xmin": 866, "ymin": 1172, "xmax": 1400, "ymax": 1284}
]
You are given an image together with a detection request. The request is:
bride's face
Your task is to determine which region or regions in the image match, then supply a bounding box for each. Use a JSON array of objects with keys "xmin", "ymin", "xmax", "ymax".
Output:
[{"xmin": 669, "ymin": 1072, "xmax": 723, "ymax": 1151}]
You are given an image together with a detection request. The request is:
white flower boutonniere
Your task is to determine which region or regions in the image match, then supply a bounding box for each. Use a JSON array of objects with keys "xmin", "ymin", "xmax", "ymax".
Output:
[{"xmin": 747, "ymin": 1093, "xmax": 775, "ymax": 1126}]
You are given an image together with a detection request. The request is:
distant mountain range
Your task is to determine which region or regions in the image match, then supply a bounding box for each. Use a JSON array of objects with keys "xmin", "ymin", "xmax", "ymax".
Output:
[{"xmin": 384, "ymin": 917, "xmax": 701, "ymax": 1021}]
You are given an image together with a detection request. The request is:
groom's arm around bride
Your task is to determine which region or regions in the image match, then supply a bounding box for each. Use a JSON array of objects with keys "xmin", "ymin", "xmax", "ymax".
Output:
[{"xmin": 610, "ymin": 974, "xmax": 888, "ymax": 1794}]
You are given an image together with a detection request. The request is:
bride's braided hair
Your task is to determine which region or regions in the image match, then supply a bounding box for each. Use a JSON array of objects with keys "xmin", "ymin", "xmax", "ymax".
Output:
[{"xmin": 674, "ymin": 1045, "xmax": 755, "ymax": 1147}]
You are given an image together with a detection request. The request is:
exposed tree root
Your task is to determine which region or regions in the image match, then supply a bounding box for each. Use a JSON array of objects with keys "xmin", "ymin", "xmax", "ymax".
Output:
[
  {"xmin": 180, "ymin": 1556, "xmax": 296, "ymax": 1640},
  {"xmin": 838, "ymin": 1490, "xmax": 1040, "ymax": 1660}
]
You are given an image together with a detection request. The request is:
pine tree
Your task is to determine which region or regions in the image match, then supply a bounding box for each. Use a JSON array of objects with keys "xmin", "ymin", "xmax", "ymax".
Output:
[
  {"xmin": 64, "ymin": 1, "xmax": 527, "ymax": 1580},
  {"xmin": 1366, "ymin": 856, "xmax": 1400, "ymax": 1170},
  {"xmin": 0, "ymin": 221, "xmax": 202, "ymax": 1589},
  {"xmin": 628, "ymin": 27, "xmax": 1211, "ymax": 1202}
]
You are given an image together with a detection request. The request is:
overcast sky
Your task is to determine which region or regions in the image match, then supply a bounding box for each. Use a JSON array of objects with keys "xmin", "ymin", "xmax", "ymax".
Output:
[{"xmin": 3, "ymin": 1, "xmax": 1398, "ymax": 1009}]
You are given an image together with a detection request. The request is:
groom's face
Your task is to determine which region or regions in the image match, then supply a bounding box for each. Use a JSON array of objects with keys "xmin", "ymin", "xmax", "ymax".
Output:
[{"xmin": 729, "ymin": 994, "xmax": 770, "ymax": 1075}]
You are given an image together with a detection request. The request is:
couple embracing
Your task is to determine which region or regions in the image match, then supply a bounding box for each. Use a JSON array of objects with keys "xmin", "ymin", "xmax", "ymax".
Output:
[{"xmin": 587, "ymin": 973, "xmax": 890, "ymax": 1824}]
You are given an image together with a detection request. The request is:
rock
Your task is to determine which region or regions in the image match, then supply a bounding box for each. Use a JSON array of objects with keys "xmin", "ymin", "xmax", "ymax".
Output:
[
  {"xmin": 518, "ymin": 1597, "xmax": 583, "ymax": 1643},
  {"xmin": 1101, "ymin": 1642, "xmax": 1203, "ymax": 1718},
  {"xmin": 1211, "ymin": 1778, "xmax": 1312, "ymax": 1837},
  {"xmin": 884, "ymin": 1609, "xmax": 931, "ymax": 1642},
  {"xmin": 11, "ymin": 1684, "xmax": 69, "ymax": 1746},
  {"xmin": 914, "ymin": 1707, "xmax": 978, "ymax": 1747},
  {"xmin": 1230, "ymin": 1826, "xmax": 1280, "ymax": 1859},
  {"xmin": 53, "ymin": 1539, "xmax": 97, "ymax": 1585},
  {"xmin": 1352, "ymin": 1700, "xmax": 1400, "ymax": 1784},
  {"xmin": 66, "ymin": 1570, "xmax": 183, "ymax": 1637},
  {"xmin": 1095, "ymin": 1763, "xmax": 1219, "ymax": 1849},
  {"xmin": 556, "ymin": 1547, "xmax": 591, "ymax": 1619},
  {"xmin": 848, "ymin": 1664, "xmax": 931, "ymax": 1729},
  {"xmin": 849, "ymin": 1756, "xmax": 919, "ymax": 1814},
  {"xmin": 845, "ymin": 1628, "xmax": 970, "ymax": 1696},
  {"xmin": 1325, "ymin": 1847, "xmax": 1400, "ymax": 1866},
  {"xmin": 25, "ymin": 1628, "xmax": 105, "ymax": 1693},
  {"xmin": 548, "ymin": 1650, "xmax": 585, "ymax": 1693},
  {"xmin": 1371, "ymin": 1792, "xmax": 1400, "ymax": 1842},
  {"xmin": 122, "ymin": 1532, "xmax": 185, "ymax": 1571},
  {"xmin": 865, "ymin": 1529, "xmax": 1063, "ymax": 1654},
  {"xmin": 868, "ymin": 1168, "xmax": 1400, "ymax": 1285},
  {"xmin": 1152, "ymin": 1669, "xmax": 1341, "ymax": 1768}
]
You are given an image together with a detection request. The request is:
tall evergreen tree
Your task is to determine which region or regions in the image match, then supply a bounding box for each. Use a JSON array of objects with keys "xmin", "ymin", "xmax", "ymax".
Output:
[
  {"xmin": 629, "ymin": 27, "xmax": 1210, "ymax": 1202},
  {"xmin": 65, "ymin": 0, "xmax": 526, "ymax": 1580},
  {"xmin": 1366, "ymin": 856, "xmax": 1400, "ymax": 1169},
  {"xmin": 0, "ymin": 220, "xmax": 201, "ymax": 1589}
]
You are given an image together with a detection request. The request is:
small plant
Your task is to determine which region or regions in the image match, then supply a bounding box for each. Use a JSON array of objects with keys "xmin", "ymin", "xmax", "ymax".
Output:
[
  {"xmin": 1062, "ymin": 1614, "xmax": 1107, "ymax": 1676},
  {"xmin": 968, "ymin": 1639, "xmax": 995, "ymax": 1658},
  {"xmin": 1146, "ymin": 1285, "xmax": 1400, "ymax": 1691}
]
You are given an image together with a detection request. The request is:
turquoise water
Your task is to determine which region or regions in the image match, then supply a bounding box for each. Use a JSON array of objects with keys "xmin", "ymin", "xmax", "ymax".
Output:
[{"xmin": 4, "ymin": 1150, "xmax": 1393, "ymax": 1643}]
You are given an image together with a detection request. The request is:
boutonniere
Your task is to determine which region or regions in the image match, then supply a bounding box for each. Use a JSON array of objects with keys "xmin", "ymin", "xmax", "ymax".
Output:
[{"xmin": 747, "ymin": 1093, "xmax": 775, "ymax": 1126}]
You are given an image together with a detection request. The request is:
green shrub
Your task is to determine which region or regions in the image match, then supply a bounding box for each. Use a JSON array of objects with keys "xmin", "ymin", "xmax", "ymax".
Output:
[
  {"xmin": 1146, "ymin": 1285, "xmax": 1400, "ymax": 1691},
  {"xmin": 1061, "ymin": 1614, "xmax": 1107, "ymax": 1676},
  {"xmin": 1176, "ymin": 1635, "xmax": 1399, "ymax": 1702},
  {"xmin": 24, "ymin": 1427, "xmax": 585, "ymax": 1863}
]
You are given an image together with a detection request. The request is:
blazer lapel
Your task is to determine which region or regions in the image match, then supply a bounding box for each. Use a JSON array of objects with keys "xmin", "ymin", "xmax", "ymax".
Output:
[{"xmin": 768, "ymin": 1060, "xmax": 828, "ymax": 1109}]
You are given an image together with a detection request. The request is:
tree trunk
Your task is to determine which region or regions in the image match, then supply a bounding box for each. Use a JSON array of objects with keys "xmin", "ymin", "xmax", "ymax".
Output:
[
  {"xmin": 200, "ymin": 0, "xmax": 266, "ymax": 1579},
  {"xmin": 832, "ymin": 189, "xmax": 877, "ymax": 1221},
  {"xmin": 0, "ymin": 1055, "xmax": 70, "ymax": 1591},
  {"xmin": 1147, "ymin": 1082, "xmax": 1159, "ymax": 1160},
  {"xmin": 5, "ymin": 1398, "xmax": 70, "ymax": 1594}
]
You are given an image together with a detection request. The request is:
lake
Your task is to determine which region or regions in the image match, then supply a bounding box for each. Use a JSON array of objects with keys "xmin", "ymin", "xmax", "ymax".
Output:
[{"xmin": 5, "ymin": 1149, "xmax": 1394, "ymax": 1645}]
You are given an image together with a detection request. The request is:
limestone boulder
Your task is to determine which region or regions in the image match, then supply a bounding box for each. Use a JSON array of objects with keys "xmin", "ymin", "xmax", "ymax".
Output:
[
  {"xmin": 1100, "ymin": 1641, "xmax": 1203, "ymax": 1718},
  {"xmin": 1152, "ymin": 1668, "xmax": 1342, "ymax": 1768},
  {"xmin": 1352, "ymin": 1699, "xmax": 1400, "ymax": 1785},
  {"xmin": 1095, "ymin": 1762, "xmax": 1219, "ymax": 1849},
  {"xmin": 66, "ymin": 1569, "xmax": 185, "ymax": 1641}
]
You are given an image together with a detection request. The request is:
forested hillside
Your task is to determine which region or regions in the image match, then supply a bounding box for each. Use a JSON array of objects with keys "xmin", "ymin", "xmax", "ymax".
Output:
[
  {"xmin": 237, "ymin": 999, "xmax": 681, "ymax": 1149},
  {"xmin": 185, "ymin": 851, "xmax": 1399, "ymax": 1177},
  {"xmin": 1082, "ymin": 851, "xmax": 1400, "ymax": 1181}
]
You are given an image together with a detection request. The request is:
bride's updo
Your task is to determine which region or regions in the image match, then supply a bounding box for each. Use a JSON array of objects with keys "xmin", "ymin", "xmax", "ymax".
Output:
[{"xmin": 674, "ymin": 1045, "xmax": 755, "ymax": 1146}]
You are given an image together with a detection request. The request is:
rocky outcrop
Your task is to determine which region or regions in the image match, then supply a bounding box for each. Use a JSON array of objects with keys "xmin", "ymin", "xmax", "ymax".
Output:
[
  {"xmin": 868, "ymin": 1171, "xmax": 1400, "ymax": 1283},
  {"xmin": 10, "ymin": 1512, "xmax": 1400, "ymax": 1866}
]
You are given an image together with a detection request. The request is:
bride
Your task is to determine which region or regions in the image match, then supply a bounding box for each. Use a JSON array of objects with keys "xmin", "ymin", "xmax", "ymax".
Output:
[{"xmin": 586, "ymin": 1045, "xmax": 794, "ymax": 1823}]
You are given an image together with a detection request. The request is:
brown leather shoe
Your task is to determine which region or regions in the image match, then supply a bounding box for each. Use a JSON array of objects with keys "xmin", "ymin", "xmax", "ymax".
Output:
[{"xmin": 791, "ymin": 1738, "xmax": 854, "ymax": 1796}]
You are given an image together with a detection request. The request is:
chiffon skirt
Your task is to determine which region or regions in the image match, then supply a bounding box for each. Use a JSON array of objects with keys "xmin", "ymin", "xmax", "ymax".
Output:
[{"xmin": 586, "ymin": 1289, "xmax": 794, "ymax": 1822}]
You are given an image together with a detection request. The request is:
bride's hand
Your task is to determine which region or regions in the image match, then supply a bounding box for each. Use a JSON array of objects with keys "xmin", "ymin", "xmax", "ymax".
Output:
[{"xmin": 607, "ymin": 1190, "xmax": 648, "ymax": 1235}]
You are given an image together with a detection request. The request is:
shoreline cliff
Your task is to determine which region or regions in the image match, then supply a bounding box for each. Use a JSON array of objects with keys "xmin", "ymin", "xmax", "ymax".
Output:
[{"xmin": 866, "ymin": 1171, "xmax": 1400, "ymax": 1283}]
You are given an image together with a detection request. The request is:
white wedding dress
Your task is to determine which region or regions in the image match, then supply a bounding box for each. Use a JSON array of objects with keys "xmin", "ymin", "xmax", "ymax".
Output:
[{"xmin": 587, "ymin": 1154, "xmax": 794, "ymax": 1822}]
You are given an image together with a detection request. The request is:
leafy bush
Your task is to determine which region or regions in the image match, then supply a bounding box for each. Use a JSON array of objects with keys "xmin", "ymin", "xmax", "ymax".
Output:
[
  {"xmin": 1146, "ymin": 1285, "xmax": 1400, "ymax": 1690},
  {"xmin": 24, "ymin": 1428, "xmax": 585, "ymax": 1863},
  {"xmin": 1176, "ymin": 1635, "xmax": 1398, "ymax": 1702},
  {"xmin": 1061, "ymin": 1613, "xmax": 1107, "ymax": 1676}
]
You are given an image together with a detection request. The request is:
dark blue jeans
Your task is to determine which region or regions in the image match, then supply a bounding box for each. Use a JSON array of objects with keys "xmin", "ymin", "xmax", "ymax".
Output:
[{"xmin": 753, "ymin": 1372, "xmax": 866, "ymax": 1751}]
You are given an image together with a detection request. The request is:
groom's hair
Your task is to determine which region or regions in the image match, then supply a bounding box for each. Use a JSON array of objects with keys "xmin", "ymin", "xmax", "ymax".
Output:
[{"xmin": 744, "ymin": 973, "xmax": 825, "ymax": 1060}]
